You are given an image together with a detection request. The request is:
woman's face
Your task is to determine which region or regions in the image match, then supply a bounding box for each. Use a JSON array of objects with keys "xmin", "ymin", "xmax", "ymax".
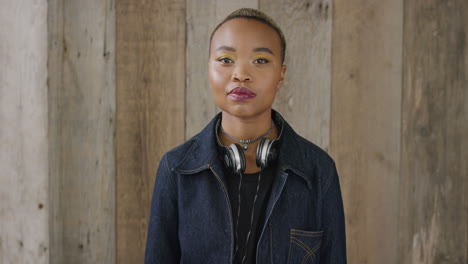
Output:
[{"xmin": 209, "ymin": 18, "xmax": 286, "ymax": 119}]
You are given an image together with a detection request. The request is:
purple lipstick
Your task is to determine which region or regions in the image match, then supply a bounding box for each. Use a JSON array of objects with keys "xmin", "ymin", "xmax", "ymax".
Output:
[{"xmin": 228, "ymin": 87, "xmax": 256, "ymax": 102}]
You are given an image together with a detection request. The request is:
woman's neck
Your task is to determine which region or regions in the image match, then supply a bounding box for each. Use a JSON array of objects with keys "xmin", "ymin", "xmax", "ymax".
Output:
[{"xmin": 220, "ymin": 110, "xmax": 273, "ymax": 140}]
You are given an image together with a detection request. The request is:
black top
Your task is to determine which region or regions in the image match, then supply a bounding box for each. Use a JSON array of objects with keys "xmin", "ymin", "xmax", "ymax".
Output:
[{"xmin": 225, "ymin": 165, "xmax": 275, "ymax": 264}]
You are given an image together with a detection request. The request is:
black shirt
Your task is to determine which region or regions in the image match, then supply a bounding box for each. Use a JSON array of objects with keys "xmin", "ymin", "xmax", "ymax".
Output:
[{"xmin": 225, "ymin": 165, "xmax": 275, "ymax": 264}]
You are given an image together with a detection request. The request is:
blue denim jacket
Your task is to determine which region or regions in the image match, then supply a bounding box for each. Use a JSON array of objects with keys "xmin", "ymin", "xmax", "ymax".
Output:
[{"xmin": 145, "ymin": 110, "xmax": 347, "ymax": 263}]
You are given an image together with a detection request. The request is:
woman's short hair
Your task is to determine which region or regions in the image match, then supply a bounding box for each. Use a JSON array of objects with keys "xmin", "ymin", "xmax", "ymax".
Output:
[{"xmin": 209, "ymin": 8, "xmax": 287, "ymax": 63}]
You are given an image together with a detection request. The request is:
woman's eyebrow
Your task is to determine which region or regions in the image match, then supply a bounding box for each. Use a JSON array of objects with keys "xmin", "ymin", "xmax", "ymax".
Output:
[
  {"xmin": 253, "ymin": 47, "xmax": 274, "ymax": 54},
  {"xmin": 216, "ymin": 46, "xmax": 236, "ymax": 52},
  {"xmin": 215, "ymin": 46, "xmax": 274, "ymax": 55}
]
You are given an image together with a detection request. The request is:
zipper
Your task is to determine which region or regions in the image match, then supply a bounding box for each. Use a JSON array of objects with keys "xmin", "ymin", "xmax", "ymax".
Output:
[{"xmin": 209, "ymin": 165, "xmax": 234, "ymax": 263}]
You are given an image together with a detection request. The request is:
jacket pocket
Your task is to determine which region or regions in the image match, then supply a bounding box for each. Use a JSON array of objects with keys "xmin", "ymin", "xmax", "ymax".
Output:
[{"xmin": 287, "ymin": 229, "xmax": 323, "ymax": 264}]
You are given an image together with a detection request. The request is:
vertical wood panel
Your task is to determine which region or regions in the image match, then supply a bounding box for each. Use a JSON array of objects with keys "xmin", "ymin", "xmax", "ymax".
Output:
[
  {"xmin": 115, "ymin": 0, "xmax": 185, "ymax": 262},
  {"xmin": 185, "ymin": 0, "xmax": 217, "ymax": 139},
  {"xmin": 47, "ymin": 1, "xmax": 64, "ymax": 260},
  {"xmin": 48, "ymin": 0, "xmax": 116, "ymax": 263},
  {"xmin": 399, "ymin": 0, "xmax": 468, "ymax": 263},
  {"xmin": 185, "ymin": 0, "xmax": 258, "ymax": 139},
  {"xmin": 261, "ymin": 0, "xmax": 332, "ymax": 149},
  {"xmin": 330, "ymin": 0, "xmax": 403, "ymax": 263},
  {"xmin": 0, "ymin": 1, "xmax": 49, "ymax": 263}
]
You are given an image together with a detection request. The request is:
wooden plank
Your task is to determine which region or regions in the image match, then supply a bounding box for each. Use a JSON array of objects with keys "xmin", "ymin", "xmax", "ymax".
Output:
[
  {"xmin": 260, "ymin": 0, "xmax": 332, "ymax": 150},
  {"xmin": 47, "ymin": 0, "xmax": 116, "ymax": 263},
  {"xmin": 47, "ymin": 1, "xmax": 64, "ymax": 261},
  {"xmin": 185, "ymin": 0, "xmax": 217, "ymax": 139},
  {"xmin": 0, "ymin": 1, "xmax": 49, "ymax": 263},
  {"xmin": 115, "ymin": 0, "xmax": 185, "ymax": 263},
  {"xmin": 399, "ymin": 0, "xmax": 468, "ymax": 263},
  {"xmin": 185, "ymin": 0, "xmax": 258, "ymax": 139},
  {"xmin": 330, "ymin": 0, "xmax": 403, "ymax": 263}
]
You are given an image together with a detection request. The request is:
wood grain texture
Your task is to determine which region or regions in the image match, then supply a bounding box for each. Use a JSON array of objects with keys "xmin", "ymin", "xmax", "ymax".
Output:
[
  {"xmin": 399, "ymin": 0, "xmax": 468, "ymax": 263},
  {"xmin": 185, "ymin": 0, "xmax": 218, "ymax": 139},
  {"xmin": 48, "ymin": 0, "xmax": 116, "ymax": 263},
  {"xmin": 47, "ymin": 1, "xmax": 64, "ymax": 261},
  {"xmin": 261, "ymin": 0, "xmax": 332, "ymax": 150},
  {"xmin": 115, "ymin": 0, "xmax": 185, "ymax": 262},
  {"xmin": 185, "ymin": 0, "xmax": 258, "ymax": 139},
  {"xmin": 330, "ymin": 0, "xmax": 403, "ymax": 263},
  {"xmin": 0, "ymin": 1, "xmax": 49, "ymax": 263}
]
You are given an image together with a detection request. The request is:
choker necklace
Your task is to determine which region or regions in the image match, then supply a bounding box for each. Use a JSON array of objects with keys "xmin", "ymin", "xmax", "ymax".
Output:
[{"xmin": 220, "ymin": 120, "xmax": 274, "ymax": 150}]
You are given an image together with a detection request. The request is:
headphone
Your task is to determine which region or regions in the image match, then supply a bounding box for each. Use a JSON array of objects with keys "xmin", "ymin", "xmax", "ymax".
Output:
[{"xmin": 215, "ymin": 118, "xmax": 281, "ymax": 174}]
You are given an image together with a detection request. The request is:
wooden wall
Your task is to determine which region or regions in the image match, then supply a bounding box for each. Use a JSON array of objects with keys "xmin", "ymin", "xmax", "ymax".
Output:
[
  {"xmin": 0, "ymin": 1, "xmax": 49, "ymax": 263},
  {"xmin": 0, "ymin": 0, "xmax": 466, "ymax": 263},
  {"xmin": 48, "ymin": 0, "xmax": 116, "ymax": 263},
  {"xmin": 398, "ymin": 0, "xmax": 468, "ymax": 262},
  {"xmin": 331, "ymin": 0, "xmax": 403, "ymax": 262},
  {"xmin": 115, "ymin": 1, "xmax": 185, "ymax": 263}
]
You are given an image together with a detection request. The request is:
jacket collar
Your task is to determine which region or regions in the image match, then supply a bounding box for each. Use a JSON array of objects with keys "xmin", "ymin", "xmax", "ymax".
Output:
[{"xmin": 174, "ymin": 110, "xmax": 312, "ymax": 188}]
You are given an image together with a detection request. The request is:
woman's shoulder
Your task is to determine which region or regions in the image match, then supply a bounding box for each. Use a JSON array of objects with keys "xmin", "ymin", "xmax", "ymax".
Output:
[
  {"xmin": 281, "ymin": 126, "xmax": 339, "ymax": 193},
  {"xmin": 161, "ymin": 135, "xmax": 199, "ymax": 166},
  {"xmin": 279, "ymin": 116, "xmax": 335, "ymax": 168},
  {"xmin": 160, "ymin": 113, "xmax": 221, "ymax": 170},
  {"xmin": 294, "ymin": 133, "xmax": 335, "ymax": 165}
]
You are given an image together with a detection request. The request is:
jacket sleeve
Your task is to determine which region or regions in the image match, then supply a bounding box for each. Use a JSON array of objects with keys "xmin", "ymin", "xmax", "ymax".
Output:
[
  {"xmin": 145, "ymin": 154, "xmax": 181, "ymax": 263},
  {"xmin": 320, "ymin": 161, "xmax": 347, "ymax": 263}
]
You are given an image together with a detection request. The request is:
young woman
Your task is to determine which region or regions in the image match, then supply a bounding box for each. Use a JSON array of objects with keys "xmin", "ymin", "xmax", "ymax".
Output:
[{"xmin": 145, "ymin": 8, "xmax": 347, "ymax": 264}]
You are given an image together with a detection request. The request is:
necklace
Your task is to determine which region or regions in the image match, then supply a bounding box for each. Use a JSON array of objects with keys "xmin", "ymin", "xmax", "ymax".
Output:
[{"xmin": 220, "ymin": 120, "xmax": 274, "ymax": 150}]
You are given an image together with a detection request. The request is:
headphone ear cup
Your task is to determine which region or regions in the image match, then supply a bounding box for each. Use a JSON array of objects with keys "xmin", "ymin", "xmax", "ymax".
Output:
[
  {"xmin": 267, "ymin": 140, "xmax": 278, "ymax": 166},
  {"xmin": 256, "ymin": 137, "xmax": 278, "ymax": 169},
  {"xmin": 227, "ymin": 143, "xmax": 246, "ymax": 174},
  {"xmin": 256, "ymin": 138, "xmax": 265, "ymax": 169},
  {"xmin": 222, "ymin": 147, "xmax": 234, "ymax": 171},
  {"xmin": 256, "ymin": 138, "xmax": 269, "ymax": 169}
]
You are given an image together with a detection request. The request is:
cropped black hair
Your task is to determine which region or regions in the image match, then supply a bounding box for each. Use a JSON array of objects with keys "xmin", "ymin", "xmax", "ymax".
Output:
[{"xmin": 209, "ymin": 8, "xmax": 287, "ymax": 63}]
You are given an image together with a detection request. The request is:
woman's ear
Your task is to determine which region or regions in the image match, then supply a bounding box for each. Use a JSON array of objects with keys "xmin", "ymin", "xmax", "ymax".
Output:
[{"xmin": 277, "ymin": 64, "xmax": 287, "ymax": 90}]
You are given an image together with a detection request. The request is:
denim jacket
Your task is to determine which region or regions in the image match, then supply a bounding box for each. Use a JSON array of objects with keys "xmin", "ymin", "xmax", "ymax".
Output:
[{"xmin": 145, "ymin": 110, "xmax": 347, "ymax": 263}]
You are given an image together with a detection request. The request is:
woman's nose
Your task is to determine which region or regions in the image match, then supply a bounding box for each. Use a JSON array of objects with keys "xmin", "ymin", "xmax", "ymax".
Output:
[{"xmin": 232, "ymin": 63, "xmax": 251, "ymax": 82}]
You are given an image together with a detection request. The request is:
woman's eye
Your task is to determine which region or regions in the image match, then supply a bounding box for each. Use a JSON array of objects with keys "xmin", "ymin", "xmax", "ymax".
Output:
[
  {"xmin": 254, "ymin": 58, "xmax": 269, "ymax": 64},
  {"xmin": 217, "ymin": 57, "xmax": 233, "ymax": 64}
]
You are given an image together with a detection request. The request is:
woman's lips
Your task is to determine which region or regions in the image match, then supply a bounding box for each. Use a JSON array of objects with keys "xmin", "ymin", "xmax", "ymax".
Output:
[{"xmin": 228, "ymin": 87, "xmax": 256, "ymax": 101}]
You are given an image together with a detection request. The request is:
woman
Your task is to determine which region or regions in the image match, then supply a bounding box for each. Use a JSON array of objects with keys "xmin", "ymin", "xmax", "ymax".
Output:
[{"xmin": 145, "ymin": 8, "xmax": 347, "ymax": 264}]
